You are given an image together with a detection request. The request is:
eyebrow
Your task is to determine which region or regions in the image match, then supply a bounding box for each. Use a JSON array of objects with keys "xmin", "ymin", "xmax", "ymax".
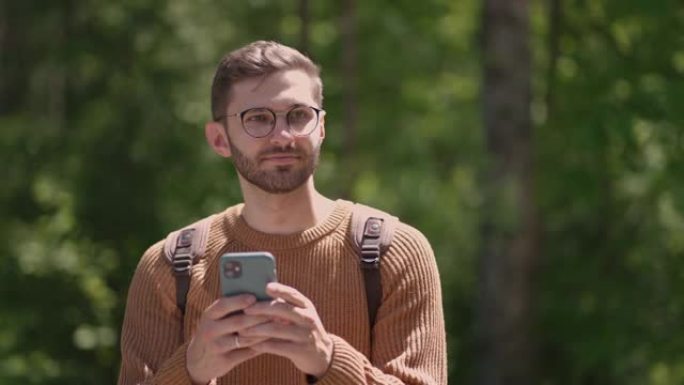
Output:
[{"xmin": 245, "ymin": 103, "xmax": 307, "ymax": 111}]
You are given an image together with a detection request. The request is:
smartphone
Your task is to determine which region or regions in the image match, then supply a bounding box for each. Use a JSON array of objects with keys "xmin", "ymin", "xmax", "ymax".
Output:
[{"xmin": 219, "ymin": 252, "xmax": 277, "ymax": 301}]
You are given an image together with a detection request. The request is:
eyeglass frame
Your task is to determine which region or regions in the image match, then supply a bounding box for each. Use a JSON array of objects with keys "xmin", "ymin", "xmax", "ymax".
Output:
[{"xmin": 215, "ymin": 104, "xmax": 325, "ymax": 138}]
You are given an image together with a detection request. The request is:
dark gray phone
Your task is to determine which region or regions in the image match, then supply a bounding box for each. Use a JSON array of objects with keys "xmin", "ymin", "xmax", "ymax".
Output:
[{"xmin": 219, "ymin": 252, "xmax": 277, "ymax": 301}]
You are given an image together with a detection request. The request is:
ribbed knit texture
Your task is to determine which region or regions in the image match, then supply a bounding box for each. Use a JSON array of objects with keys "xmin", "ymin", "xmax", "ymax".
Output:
[{"xmin": 118, "ymin": 199, "xmax": 447, "ymax": 385}]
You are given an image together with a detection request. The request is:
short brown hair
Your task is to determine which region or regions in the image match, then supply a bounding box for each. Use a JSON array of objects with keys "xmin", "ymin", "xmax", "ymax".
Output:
[{"xmin": 210, "ymin": 40, "xmax": 323, "ymax": 121}]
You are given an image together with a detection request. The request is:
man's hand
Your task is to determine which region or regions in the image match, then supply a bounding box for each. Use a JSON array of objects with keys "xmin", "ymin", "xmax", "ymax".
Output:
[
  {"xmin": 240, "ymin": 282, "xmax": 334, "ymax": 378},
  {"xmin": 186, "ymin": 294, "xmax": 270, "ymax": 384}
]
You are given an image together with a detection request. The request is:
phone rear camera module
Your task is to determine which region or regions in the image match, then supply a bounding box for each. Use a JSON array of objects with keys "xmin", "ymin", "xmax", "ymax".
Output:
[{"xmin": 223, "ymin": 261, "xmax": 242, "ymax": 279}]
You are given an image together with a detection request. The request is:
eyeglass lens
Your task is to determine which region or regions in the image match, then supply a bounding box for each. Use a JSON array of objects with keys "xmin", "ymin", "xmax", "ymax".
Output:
[{"xmin": 241, "ymin": 106, "xmax": 318, "ymax": 138}]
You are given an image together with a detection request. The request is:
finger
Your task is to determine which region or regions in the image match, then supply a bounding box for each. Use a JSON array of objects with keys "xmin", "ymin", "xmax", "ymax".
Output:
[
  {"xmin": 240, "ymin": 321, "xmax": 310, "ymax": 343},
  {"xmin": 244, "ymin": 299, "xmax": 292, "ymax": 315},
  {"xmin": 237, "ymin": 336, "xmax": 270, "ymax": 347},
  {"xmin": 224, "ymin": 346, "xmax": 263, "ymax": 365},
  {"xmin": 250, "ymin": 339, "xmax": 300, "ymax": 357},
  {"xmin": 244, "ymin": 301, "xmax": 315, "ymax": 327},
  {"xmin": 213, "ymin": 334, "xmax": 270, "ymax": 354},
  {"xmin": 207, "ymin": 314, "xmax": 271, "ymax": 340},
  {"xmin": 205, "ymin": 295, "xmax": 257, "ymax": 321},
  {"xmin": 265, "ymin": 282, "xmax": 309, "ymax": 308}
]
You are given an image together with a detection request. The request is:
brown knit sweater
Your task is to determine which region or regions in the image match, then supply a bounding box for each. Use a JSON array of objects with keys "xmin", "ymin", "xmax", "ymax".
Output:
[{"xmin": 118, "ymin": 199, "xmax": 447, "ymax": 384}]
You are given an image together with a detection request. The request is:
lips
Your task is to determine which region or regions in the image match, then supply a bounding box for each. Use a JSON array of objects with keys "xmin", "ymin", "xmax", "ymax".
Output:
[
  {"xmin": 260, "ymin": 148, "xmax": 301, "ymax": 159},
  {"xmin": 260, "ymin": 154, "xmax": 301, "ymax": 164},
  {"xmin": 262, "ymin": 154, "xmax": 298, "ymax": 159}
]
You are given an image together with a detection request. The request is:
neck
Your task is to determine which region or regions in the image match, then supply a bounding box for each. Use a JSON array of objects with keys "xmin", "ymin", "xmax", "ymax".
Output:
[{"xmin": 238, "ymin": 178, "xmax": 336, "ymax": 234}]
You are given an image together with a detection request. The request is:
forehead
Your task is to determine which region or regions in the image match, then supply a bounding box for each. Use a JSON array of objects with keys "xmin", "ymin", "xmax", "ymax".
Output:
[{"xmin": 229, "ymin": 69, "xmax": 318, "ymax": 111}]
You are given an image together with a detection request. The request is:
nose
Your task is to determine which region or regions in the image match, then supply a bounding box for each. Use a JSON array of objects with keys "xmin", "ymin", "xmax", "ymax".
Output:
[{"xmin": 268, "ymin": 114, "xmax": 295, "ymax": 147}]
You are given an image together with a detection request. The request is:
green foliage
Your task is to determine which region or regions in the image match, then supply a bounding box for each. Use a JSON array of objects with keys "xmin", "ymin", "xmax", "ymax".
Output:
[
  {"xmin": 534, "ymin": 0, "xmax": 684, "ymax": 383},
  {"xmin": 0, "ymin": 0, "xmax": 682, "ymax": 384}
]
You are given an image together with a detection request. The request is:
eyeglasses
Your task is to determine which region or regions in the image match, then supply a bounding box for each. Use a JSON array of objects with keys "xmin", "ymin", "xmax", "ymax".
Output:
[{"xmin": 217, "ymin": 105, "xmax": 325, "ymax": 138}]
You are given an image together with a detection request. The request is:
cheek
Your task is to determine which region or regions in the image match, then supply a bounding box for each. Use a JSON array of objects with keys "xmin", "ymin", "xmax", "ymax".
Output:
[
  {"xmin": 311, "ymin": 135, "xmax": 324, "ymax": 150},
  {"xmin": 232, "ymin": 140, "xmax": 253, "ymax": 157},
  {"xmin": 294, "ymin": 137, "xmax": 318, "ymax": 153},
  {"xmin": 238, "ymin": 138, "xmax": 273, "ymax": 159},
  {"xmin": 227, "ymin": 128, "xmax": 256, "ymax": 152}
]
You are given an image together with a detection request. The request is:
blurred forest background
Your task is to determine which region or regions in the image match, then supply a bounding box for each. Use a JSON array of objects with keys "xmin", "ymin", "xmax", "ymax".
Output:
[{"xmin": 1, "ymin": 0, "xmax": 683, "ymax": 384}]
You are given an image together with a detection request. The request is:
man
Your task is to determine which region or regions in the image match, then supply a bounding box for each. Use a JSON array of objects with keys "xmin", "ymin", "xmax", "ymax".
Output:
[{"xmin": 118, "ymin": 40, "xmax": 446, "ymax": 385}]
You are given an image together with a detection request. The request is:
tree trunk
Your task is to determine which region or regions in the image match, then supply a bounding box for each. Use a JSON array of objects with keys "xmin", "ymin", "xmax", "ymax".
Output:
[
  {"xmin": 298, "ymin": 0, "xmax": 310, "ymax": 54},
  {"xmin": 475, "ymin": 0, "xmax": 540, "ymax": 384},
  {"xmin": 339, "ymin": 0, "xmax": 358, "ymax": 198},
  {"xmin": 546, "ymin": 0, "xmax": 562, "ymax": 115},
  {"xmin": 0, "ymin": 0, "xmax": 6, "ymax": 114}
]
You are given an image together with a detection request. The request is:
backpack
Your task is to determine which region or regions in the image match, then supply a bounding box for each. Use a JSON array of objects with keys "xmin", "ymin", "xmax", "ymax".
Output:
[{"xmin": 162, "ymin": 203, "xmax": 398, "ymax": 334}]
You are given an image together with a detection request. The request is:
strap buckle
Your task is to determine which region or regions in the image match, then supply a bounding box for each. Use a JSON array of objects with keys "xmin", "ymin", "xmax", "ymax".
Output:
[
  {"xmin": 172, "ymin": 250, "xmax": 193, "ymax": 276},
  {"xmin": 361, "ymin": 245, "xmax": 380, "ymax": 268},
  {"xmin": 363, "ymin": 218, "xmax": 383, "ymax": 238},
  {"xmin": 172, "ymin": 229, "xmax": 195, "ymax": 276},
  {"xmin": 360, "ymin": 217, "xmax": 383, "ymax": 269},
  {"xmin": 177, "ymin": 229, "xmax": 195, "ymax": 248}
]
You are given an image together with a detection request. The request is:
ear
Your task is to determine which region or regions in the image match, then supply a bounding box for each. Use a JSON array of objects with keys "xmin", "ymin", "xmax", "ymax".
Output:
[
  {"xmin": 205, "ymin": 121, "xmax": 232, "ymax": 158},
  {"xmin": 318, "ymin": 114, "xmax": 326, "ymax": 141}
]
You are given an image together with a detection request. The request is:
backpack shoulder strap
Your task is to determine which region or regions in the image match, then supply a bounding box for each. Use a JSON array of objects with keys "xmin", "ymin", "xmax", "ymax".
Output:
[
  {"xmin": 350, "ymin": 203, "xmax": 399, "ymax": 326},
  {"xmin": 162, "ymin": 215, "xmax": 215, "ymax": 317}
]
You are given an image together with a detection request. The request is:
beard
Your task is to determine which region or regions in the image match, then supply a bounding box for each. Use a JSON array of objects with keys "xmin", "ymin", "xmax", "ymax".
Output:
[{"xmin": 229, "ymin": 140, "xmax": 320, "ymax": 194}]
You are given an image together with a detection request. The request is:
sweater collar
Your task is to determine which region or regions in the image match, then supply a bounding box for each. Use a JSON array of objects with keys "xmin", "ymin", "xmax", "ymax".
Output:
[{"xmin": 221, "ymin": 199, "xmax": 352, "ymax": 250}]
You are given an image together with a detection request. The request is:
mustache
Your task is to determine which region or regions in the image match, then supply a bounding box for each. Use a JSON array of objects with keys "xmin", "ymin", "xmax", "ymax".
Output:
[{"xmin": 258, "ymin": 147, "xmax": 303, "ymax": 158}]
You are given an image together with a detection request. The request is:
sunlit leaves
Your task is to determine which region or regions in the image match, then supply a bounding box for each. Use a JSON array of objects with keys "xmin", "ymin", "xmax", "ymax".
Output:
[{"xmin": 1, "ymin": 0, "xmax": 682, "ymax": 383}]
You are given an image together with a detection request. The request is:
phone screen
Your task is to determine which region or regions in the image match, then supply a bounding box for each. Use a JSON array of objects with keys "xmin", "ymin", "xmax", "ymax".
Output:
[{"xmin": 219, "ymin": 252, "xmax": 277, "ymax": 301}]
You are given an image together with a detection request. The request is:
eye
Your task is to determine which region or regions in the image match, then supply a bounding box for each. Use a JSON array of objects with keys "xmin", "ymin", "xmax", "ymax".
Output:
[
  {"xmin": 243, "ymin": 109, "xmax": 273, "ymax": 124},
  {"xmin": 288, "ymin": 107, "xmax": 314, "ymax": 123}
]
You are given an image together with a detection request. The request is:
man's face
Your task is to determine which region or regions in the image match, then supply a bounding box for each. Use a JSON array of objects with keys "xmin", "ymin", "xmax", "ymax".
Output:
[
  {"xmin": 227, "ymin": 134, "xmax": 321, "ymax": 194},
  {"xmin": 218, "ymin": 69, "xmax": 325, "ymax": 194}
]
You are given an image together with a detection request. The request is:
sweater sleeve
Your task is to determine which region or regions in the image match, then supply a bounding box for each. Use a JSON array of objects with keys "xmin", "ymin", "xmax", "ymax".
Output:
[
  {"xmin": 117, "ymin": 241, "xmax": 196, "ymax": 385},
  {"xmin": 316, "ymin": 225, "xmax": 448, "ymax": 385}
]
